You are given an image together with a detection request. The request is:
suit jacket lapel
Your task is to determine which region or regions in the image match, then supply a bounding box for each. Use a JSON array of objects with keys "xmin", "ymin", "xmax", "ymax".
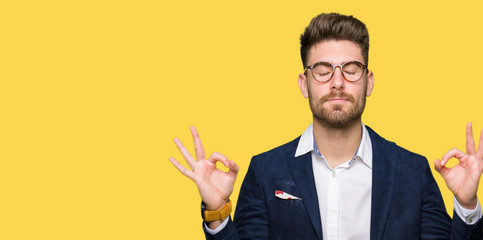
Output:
[
  {"xmin": 367, "ymin": 127, "xmax": 398, "ymax": 240},
  {"xmin": 285, "ymin": 139, "xmax": 323, "ymax": 240}
]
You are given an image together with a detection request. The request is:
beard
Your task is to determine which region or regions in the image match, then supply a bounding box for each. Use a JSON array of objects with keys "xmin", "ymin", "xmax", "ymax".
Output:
[{"xmin": 308, "ymin": 89, "xmax": 366, "ymax": 129}]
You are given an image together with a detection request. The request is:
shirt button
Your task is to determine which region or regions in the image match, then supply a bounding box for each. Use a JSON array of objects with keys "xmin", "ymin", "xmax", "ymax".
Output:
[
  {"xmin": 331, "ymin": 172, "xmax": 335, "ymax": 178},
  {"xmin": 468, "ymin": 218, "xmax": 473, "ymax": 223}
]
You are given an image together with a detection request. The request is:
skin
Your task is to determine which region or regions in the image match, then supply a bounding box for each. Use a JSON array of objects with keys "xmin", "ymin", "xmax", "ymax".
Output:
[
  {"xmin": 434, "ymin": 122, "xmax": 483, "ymax": 209},
  {"xmin": 297, "ymin": 40, "xmax": 374, "ymax": 168},
  {"xmin": 169, "ymin": 126, "xmax": 239, "ymax": 229},
  {"xmin": 170, "ymin": 40, "xmax": 483, "ymax": 230}
]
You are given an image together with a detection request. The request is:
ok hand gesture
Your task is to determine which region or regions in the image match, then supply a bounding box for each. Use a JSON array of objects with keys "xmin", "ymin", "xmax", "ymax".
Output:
[
  {"xmin": 434, "ymin": 122, "xmax": 483, "ymax": 209},
  {"xmin": 169, "ymin": 126, "xmax": 239, "ymax": 212}
]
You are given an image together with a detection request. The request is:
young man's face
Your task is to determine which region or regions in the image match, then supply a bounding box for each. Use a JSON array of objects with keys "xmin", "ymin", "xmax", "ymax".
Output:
[{"xmin": 298, "ymin": 40, "xmax": 374, "ymax": 128}]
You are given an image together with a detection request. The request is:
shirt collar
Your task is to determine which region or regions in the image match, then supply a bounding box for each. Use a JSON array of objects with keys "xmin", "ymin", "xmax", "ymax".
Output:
[{"xmin": 295, "ymin": 122, "xmax": 373, "ymax": 169}]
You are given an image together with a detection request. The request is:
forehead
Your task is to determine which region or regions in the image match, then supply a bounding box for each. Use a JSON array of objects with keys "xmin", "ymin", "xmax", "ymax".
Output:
[{"xmin": 308, "ymin": 40, "xmax": 364, "ymax": 65}]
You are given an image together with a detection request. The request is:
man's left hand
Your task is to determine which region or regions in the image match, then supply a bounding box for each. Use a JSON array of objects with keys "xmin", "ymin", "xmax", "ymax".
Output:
[{"xmin": 434, "ymin": 122, "xmax": 483, "ymax": 209}]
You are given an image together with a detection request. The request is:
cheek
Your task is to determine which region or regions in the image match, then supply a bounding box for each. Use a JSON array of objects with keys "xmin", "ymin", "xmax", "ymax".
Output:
[
  {"xmin": 350, "ymin": 82, "xmax": 368, "ymax": 99},
  {"xmin": 309, "ymin": 91, "xmax": 323, "ymax": 107},
  {"xmin": 307, "ymin": 83, "xmax": 327, "ymax": 99}
]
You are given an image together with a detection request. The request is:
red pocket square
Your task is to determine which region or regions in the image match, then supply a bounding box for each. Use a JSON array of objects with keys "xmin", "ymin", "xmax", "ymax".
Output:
[{"xmin": 275, "ymin": 190, "xmax": 301, "ymax": 200}]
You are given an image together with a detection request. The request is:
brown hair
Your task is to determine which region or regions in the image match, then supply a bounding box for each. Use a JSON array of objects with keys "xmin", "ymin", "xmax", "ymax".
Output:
[{"xmin": 300, "ymin": 13, "xmax": 369, "ymax": 68}]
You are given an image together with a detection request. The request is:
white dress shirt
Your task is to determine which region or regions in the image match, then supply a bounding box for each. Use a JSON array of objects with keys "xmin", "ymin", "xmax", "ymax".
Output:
[
  {"xmin": 295, "ymin": 123, "xmax": 372, "ymax": 240},
  {"xmin": 206, "ymin": 123, "xmax": 482, "ymax": 237}
]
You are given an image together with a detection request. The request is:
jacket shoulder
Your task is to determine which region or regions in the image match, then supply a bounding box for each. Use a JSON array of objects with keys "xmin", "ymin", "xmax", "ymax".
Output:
[
  {"xmin": 366, "ymin": 125, "xmax": 428, "ymax": 167},
  {"xmin": 250, "ymin": 136, "xmax": 300, "ymax": 164}
]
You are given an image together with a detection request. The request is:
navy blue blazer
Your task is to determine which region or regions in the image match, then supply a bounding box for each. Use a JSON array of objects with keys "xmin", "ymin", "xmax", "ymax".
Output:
[{"xmin": 204, "ymin": 126, "xmax": 482, "ymax": 240}]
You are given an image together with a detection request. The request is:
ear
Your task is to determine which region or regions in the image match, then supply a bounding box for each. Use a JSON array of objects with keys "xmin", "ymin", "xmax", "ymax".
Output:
[
  {"xmin": 365, "ymin": 70, "xmax": 374, "ymax": 97},
  {"xmin": 298, "ymin": 73, "xmax": 309, "ymax": 98}
]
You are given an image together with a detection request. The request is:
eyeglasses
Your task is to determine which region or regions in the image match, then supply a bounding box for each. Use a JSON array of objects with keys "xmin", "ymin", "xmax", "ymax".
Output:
[{"xmin": 304, "ymin": 61, "xmax": 367, "ymax": 83}]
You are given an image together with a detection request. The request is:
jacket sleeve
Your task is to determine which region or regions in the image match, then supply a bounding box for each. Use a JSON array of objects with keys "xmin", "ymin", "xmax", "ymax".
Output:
[
  {"xmin": 204, "ymin": 156, "xmax": 269, "ymax": 240},
  {"xmin": 419, "ymin": 158, "xmax": 482, "ymax": 239},
  {"xmin": 452, "ymin": 209, "xmax": 483, "ymax": 240}
]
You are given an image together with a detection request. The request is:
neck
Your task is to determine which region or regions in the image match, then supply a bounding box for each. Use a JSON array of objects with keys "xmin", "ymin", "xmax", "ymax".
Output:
[{"xmin": 313, "ymin": 118, "xmax": 362, "ymax": 169}]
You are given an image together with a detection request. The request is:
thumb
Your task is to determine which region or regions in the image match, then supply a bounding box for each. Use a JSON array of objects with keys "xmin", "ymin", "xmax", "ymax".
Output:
[
  {"xmin": 434, "ymin": 159, "xmax": 444, "ymax": 173},
  {"xmin": 227, "ymin": 160, "xmax": 240, "ymax": 179}
]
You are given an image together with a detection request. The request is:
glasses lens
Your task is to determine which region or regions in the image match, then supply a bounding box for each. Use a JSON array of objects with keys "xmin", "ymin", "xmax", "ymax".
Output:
[
  {"xmin": 311, "ymin": 62, "xmax": 333, "ymax": 82},
  {"xmin": 342, "ymin": 62, "xmax": 364, "ymax": 82}
]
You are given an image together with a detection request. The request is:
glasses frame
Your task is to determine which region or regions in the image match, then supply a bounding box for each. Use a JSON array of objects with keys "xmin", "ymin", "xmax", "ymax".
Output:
[{"xmin": 304, "ymin": 61, "xmax": 367, "ymax": 83}]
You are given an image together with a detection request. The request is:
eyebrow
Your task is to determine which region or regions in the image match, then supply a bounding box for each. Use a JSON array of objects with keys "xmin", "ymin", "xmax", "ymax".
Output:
[{"xmin": 309, "ymin": 60, "xmax": 364, "ymax": 66}]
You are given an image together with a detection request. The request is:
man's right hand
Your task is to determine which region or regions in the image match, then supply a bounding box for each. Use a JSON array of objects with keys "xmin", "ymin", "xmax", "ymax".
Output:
[{"xmin": 169, "ymin": 126, "xmax": 239, "ymax": 228}]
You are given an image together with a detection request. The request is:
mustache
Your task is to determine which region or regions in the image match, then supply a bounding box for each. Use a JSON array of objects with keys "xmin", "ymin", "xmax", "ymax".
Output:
[{"xmin": 319, "ymin": 92, "xmax": 355, "ymax": 103}]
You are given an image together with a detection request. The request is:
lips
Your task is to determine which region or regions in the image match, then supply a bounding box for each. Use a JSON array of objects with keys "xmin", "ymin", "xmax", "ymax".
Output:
[
  {"xmin": 328, "ymin": 98, "xmax": 348, "ymax": 101},
  {"xmin": 326, "ymin": 97, "xmax": 351, "ymax": 105},
  {"xmin": 320, "ymin": 92, "xmax": 354, "ymax": 104}
]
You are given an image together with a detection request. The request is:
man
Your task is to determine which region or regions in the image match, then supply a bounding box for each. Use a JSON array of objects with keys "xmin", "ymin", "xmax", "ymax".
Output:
[{"xmin": 169, "ymin": 13, "xmax": 483, "ymax": 239}]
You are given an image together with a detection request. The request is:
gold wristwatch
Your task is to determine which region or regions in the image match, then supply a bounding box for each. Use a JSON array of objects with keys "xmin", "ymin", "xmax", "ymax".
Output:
[{"xmin": 201, "ymin": 199, "xmax": 232, "ymax": 222}]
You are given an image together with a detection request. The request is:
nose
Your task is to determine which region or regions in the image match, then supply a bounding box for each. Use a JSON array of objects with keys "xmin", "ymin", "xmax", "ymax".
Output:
[{"xmin": 330, "ymin": 66, "xmax": 345, "ymax": 90}]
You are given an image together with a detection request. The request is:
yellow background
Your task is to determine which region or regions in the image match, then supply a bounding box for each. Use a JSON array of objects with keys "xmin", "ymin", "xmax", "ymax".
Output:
[{"xmin": 1, "ymin": 0, "xmax": 483, "ymax": 239}]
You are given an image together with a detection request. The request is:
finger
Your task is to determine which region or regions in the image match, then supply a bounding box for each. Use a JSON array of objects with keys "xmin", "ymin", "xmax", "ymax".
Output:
[
  {"xmin": 190, "ymin": 126, "xmax": 206, "ymax": 161},
  {"xmin": 434, "ymin": 159, "xmax": 448, "ymax": 174},
  {"xmin": 477, "ymin": 128, "xmax": 483, "ymax": 159},
  {"xmin": 227, "ymin": 160, "xmax": 240, "ymax": 179},
  {"xmin": 466, "ymin": 122, "xmax": 476, "ymax": 156},
  {"xmin": 208, "ymin": 151, "xmax": 229, "ymax": 165},
  {"xmin": 173, "ymin": 138, "xmax": 196, "ymax": 170},
  {"xmin": 441, "ymin": 148, "xmax": 466, "ymax": 165},
  {"xmin": 169, "ymin": 157, "xmax": 195, "ymax": 180}
]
